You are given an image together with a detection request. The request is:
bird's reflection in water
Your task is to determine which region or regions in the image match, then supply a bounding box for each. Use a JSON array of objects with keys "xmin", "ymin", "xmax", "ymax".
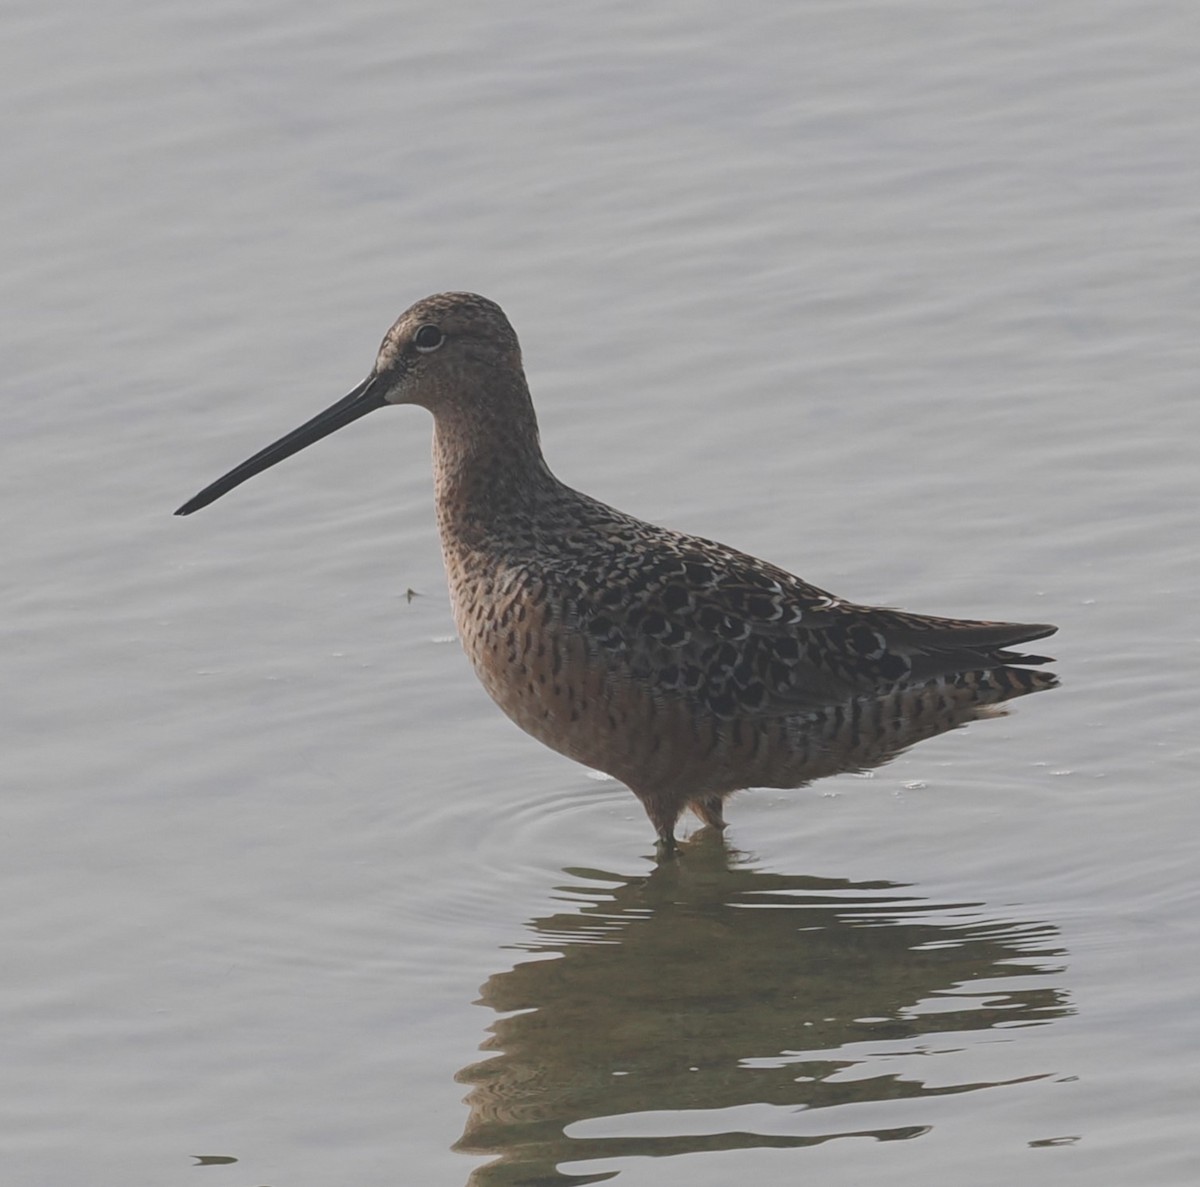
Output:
[{"xmin": 455, "ymin": 835, "xmax": 1069, "ymax": 1185}]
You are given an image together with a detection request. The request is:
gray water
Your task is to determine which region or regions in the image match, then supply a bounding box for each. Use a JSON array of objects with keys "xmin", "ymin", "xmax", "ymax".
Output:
[{"xmin": 3, "ymin": 2, "xmax": 1198, "ymax": 1184}]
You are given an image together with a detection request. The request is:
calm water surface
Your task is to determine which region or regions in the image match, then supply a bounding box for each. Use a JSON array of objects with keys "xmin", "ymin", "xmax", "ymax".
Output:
[{"xmin": 3, "ymin": 2, "xmax": 1198, "ymax": 1185}]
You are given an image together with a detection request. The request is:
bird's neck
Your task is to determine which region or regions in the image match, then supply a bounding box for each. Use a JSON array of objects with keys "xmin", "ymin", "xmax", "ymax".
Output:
[{"xmin": 431, "ymin": 376, "xmax": 559, "ymax": 547}]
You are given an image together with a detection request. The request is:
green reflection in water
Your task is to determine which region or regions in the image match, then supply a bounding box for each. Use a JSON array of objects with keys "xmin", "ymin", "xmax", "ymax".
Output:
[{"xmin": 456, "ymin": 836, "xmax": 1069, "ymax": 1185}]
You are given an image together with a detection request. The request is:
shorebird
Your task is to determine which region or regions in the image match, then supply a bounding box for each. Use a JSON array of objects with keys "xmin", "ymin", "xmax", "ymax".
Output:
[{"xmin": 177, "ymin": 292, "xmax": 1056, "ymax": 851}]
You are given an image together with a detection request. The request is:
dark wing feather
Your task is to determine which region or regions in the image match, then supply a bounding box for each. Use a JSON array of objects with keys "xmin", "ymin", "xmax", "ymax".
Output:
[{"xmin": 561, "ymin": 517, "xmax": 1056, "ymax": 718}]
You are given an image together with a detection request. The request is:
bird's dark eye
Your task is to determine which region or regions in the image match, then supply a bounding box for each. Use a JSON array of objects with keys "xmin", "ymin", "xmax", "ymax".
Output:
[{"xmin": 414, "ymin": 324, "xmax": 444, "ymax": 352}]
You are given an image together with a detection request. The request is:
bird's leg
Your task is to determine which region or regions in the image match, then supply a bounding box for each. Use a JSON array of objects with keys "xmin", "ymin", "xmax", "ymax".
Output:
[
  {"xmin": 690, "ymin": 794, "xmax": 727, "ymax": 831},
  {"xmin": 639, "ymin": 791, "xmax": 680, "ymax": 857}
]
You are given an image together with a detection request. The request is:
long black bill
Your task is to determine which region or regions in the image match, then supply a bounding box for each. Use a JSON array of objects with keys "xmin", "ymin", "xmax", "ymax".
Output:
[{"xmin": 175, "ymin": 374, "xmax": 387, "ymax": 516}]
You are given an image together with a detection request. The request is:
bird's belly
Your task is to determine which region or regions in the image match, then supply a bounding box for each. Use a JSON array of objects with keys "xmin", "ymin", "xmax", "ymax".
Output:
[
  {"xmin": 460, "ymin": 602, "xmax": 638, "ymax": 774},
  {"xmin": 450, "ymin": 580, "xmax": 718, "ymax": 794}
]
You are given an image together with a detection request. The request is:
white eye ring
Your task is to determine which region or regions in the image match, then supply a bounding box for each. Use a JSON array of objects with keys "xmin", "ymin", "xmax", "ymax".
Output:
[{"xmin": 414, "ymin": 324, "xmax": 445, "ymax": 352}]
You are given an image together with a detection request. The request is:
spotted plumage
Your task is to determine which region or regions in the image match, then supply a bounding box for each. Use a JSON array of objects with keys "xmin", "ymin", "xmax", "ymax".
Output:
[{"xmin": 177, "ymin": 292, "xmax": 1057, "ymax": 851}]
